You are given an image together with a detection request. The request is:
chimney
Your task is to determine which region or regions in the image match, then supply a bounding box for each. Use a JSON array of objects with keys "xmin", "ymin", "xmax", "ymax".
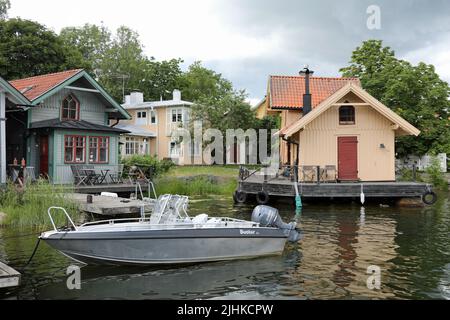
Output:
[
  {"xmin": 130, "ymin": 91, "xmax": 144, "ymax": 105},
  {"xmin": 124, "ymin": 95, "xmax": 131, "ymax": 105},
  {"xmin": 173, "ymin": 89, "xmax": 181, "ymax": 101},
  {"xmin": 299, "ymin": 66, "xmax": 314, "ymax": 115}
]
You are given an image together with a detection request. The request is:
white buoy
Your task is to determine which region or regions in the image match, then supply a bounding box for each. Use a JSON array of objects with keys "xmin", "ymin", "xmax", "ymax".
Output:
[{"xmin": 360, "ymin": 184, "xmax": 365, "ymax": 205}]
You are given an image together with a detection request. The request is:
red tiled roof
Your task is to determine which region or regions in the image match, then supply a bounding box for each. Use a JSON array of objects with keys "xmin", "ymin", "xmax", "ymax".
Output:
[
  {"xmin": 9, "ymin": 69, "xmax": 83, "ymax": 101},
  {"xmin": 269, "ymin": 75, "xmax": 361, "ymax": 109}
]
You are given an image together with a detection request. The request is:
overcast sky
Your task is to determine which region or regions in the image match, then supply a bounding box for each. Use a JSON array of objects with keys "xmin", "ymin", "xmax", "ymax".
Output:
[{"xmin": 8, "ymin": 0, "xmax": 450, "ymax": 105}]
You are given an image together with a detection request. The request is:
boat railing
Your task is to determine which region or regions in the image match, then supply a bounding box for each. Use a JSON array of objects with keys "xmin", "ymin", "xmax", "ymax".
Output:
[
  {"xmin": 79, "ymin": 216, "xmax": 259, "ymax": 229},
  {"xmin": 47, "ymin": 207, "xmax": 79, "ymax": 232}
]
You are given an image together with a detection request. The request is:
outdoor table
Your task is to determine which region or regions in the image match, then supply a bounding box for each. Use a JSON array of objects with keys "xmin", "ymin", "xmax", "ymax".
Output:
[
  {"xmin": 97, "ymin": 169, "xmax": 110, "ymax": 184},
  {"xmin": 80, "ymin": 168, "xmax": 98, "ymax": 185}
]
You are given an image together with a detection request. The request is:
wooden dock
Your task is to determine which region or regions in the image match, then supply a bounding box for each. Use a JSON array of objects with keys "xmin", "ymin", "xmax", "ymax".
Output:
[
  {"xmin": 239, "ymin": 175, "xmax": 431, "ymax": 200},
  {"xmin": 0, "ymin": 261, "xmax": 20, "ymax": 289},
  {"xmin": 75, "ymin": 182, "xmax": 149, "ymax": 195},
  {"xmin": 68, "ymin": 194, "xmax": 155, "ymax": 216}
]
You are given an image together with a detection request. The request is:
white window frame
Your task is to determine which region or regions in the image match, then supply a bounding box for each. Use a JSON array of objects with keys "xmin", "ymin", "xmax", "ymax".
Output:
[
  {"xmin": 150, "ymin": 110, "xmax": 157, "ymax": 125},
  {"xmin": 125, "ymin": 137, "xmax": 149, "ymax": 156},
  {"xmin": 136, "ymin": 110, "xmax": 148, "ymax": 125},
  {"xmin": 171, "ymin": 108, "xmax": 183, "ymax": 123}
]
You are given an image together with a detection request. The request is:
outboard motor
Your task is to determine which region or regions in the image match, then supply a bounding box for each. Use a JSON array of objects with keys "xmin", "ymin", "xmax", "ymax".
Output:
[{"xmin": 251, "ymin": 205, "xmax": 302, "ymax": 242}]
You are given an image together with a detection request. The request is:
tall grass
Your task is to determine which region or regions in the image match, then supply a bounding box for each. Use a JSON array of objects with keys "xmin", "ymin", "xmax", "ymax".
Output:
[
  {"xmin": 0, "ymin": 180, "xmax": 80, "ymax": 229},
  {"xmin": 155, "ymin": 176, "xmax": 237, "ymax": 197}
]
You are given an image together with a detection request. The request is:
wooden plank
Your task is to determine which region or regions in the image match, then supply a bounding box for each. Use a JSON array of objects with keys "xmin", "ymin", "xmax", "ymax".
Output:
[
  {"xmin": 68, "ymin": 194, "xmax": 155, "ymax": 216},
  {"xmin": 0, "ymin": 261, "xmax": 21, "ymax": 289},
  {"xmin": 75, "ymin": 183, "xmax": 149, "ymax": 194}
]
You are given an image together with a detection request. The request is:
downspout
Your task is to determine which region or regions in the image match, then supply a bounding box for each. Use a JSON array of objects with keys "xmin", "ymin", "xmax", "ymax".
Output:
[{"xmin": 110, "ymin": 118, "xmax": 120, "ymax": 128}]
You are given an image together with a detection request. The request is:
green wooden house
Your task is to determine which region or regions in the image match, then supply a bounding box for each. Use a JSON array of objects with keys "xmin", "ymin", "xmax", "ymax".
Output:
[{"xmin": 8, "ymin": 69, "xmax": 131, "ymax": 184}]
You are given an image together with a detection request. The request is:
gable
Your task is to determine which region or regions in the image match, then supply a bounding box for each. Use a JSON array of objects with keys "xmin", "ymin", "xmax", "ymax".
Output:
[
  {"xmin": 0, "ymin": 76, "xmax": 30, "ymax": 106},
  {"xmin": 282, "ymin": 83, "xmax": 420, "ymax": 138},
  {"xmin": 9, "ymin": 70, "xmax": 131, "ymax": 120}
]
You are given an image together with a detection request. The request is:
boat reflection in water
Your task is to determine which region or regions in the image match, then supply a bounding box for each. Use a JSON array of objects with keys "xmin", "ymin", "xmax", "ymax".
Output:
[{"xmin": 36, "ymin": 252, "xmax": 301, "ymax": 300}]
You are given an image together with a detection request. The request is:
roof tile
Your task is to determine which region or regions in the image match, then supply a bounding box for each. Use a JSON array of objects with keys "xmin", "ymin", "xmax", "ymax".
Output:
[
  {"xmin": 270, "ymin": 75, "xmax": 361, "ymax": 109},
  {"xmin": 9, "ymin": 69, "xmax": 83, "ymax": 101}
]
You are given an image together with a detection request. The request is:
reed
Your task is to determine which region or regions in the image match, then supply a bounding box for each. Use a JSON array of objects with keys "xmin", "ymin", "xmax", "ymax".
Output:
[
  {"xmin": 0, "ymin": 180, "xmax": 80, "ymax": 229},
  {"xmin": 155, "ymin": 176, "xmax": 237, "ymax": 197}
]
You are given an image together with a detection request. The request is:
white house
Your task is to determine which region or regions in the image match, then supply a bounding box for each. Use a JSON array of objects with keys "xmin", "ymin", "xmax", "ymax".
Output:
[{"xmin": 0, "ymin": 76, "xmax": 31, "ymax": 184}]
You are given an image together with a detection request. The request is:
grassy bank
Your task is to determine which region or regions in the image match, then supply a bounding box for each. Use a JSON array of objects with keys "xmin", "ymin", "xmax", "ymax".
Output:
[
  {"xmin": 155, "ymin": 165, "xmax": 239, "ymax": 196},
  {"xmin": 0, "ymin": 180, "xmax": 80, "ymax": 229}
]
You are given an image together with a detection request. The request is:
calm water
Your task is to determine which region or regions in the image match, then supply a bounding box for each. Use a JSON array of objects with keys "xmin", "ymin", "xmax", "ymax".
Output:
[{"xmin": 0, "ymin": 194, "xmax": 449, "ymax": 300}]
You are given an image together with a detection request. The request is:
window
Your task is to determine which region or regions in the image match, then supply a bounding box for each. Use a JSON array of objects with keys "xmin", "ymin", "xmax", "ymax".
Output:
[
  {"xmin": 65, "ymin": 136, "xmax": 85, "ymax": 163},
  {"xmin": 89, "ymin": 137, "xmax": 109, "ymax": 163},
  {"xmin": 125, "ymin": 137, "xmax": 148, "ymax": 155},
  {"xmin": 136, "ymin": 111, "xmax": 147, "ymax": 125},
  {"xmin": 150, "ymin": 111, "xmax": 157, "ymax": 124},
  {"xmin": 61, "ymin": 94, "xmax": 80, "ymax": 121},
  {"xmin": 339, "ymin": 106, "xmax": 355, "ymax": 125},
  {"xmin": 172, "ymin": 109, "xmax": 183, "ymax": 123},
  {"xmin": 170, "ymin": 141, "xmax": 180, "ymax": 157}
]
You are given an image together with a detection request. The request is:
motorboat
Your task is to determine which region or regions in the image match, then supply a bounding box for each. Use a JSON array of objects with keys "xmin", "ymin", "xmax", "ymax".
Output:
[{"xmin": 40, "ymin": 195, "xmax": 301, "ymax": 266}]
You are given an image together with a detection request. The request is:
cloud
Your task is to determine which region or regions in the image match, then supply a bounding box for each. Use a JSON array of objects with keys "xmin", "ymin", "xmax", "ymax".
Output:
[{"xmin": 8, "ymin": 0, "xmax": 450, "ymax": 100}]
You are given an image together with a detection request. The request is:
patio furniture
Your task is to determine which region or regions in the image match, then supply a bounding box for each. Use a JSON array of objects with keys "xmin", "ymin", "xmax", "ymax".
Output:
[
  {"xmin": 82, "ymin": 166, "xmax": 102, "ymax": 185},
  {"xmin": 23, "ymin": 167, "xmax": 37, "ymax": 183},
  {"xmin": 71, "ymin": 165, "xmax": 89, "ymax": 186},
  {"xmin": 323, "ymin": 165, "xmax": 337, "ymax": 183},
  {"xmin": 97, "ymin": 169, "xmax": 110, "ymax": 184},
  {"xmin": 109, "ymin": 164, "xmax": 124, "ymax": 184},
  {"xmin": 302, "ymin": 166, "xmax": 316, "ymax": 182},
  {"xmin": 8, "ymin": 165, "xmax": 22, "ymax": 186}
]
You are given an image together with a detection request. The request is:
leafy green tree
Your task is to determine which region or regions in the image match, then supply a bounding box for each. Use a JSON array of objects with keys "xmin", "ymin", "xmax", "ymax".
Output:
[
  {"xmin": 140, "ymin": 58, "xmax": 183, "ymax": 101},
  {"xmin": 0, "ymin": 0, "xmax": 10, "ymax": 20},
  {"xmin": 0, "ymin": 18, "xmax": 88, "ymax": 79},
  {"xmin": 178, "ymin": 61, "xmax": 234, "ymax": 102},
  {"xmin": 341, "ymin": 40, "xmax": 450, "ymax": 157},
  {"xmin": 60, "ymin": 23, "xmax": 111, "ymax": 73}
]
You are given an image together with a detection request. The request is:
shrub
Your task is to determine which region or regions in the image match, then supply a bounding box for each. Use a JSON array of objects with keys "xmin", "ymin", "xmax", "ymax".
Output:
[
  {"xmin": 425, "ymin": 156, "xmax": 448, "ymax": 190},
  {"xmin": 120, "ymin": 155, "xmax": 175, "ymax": 178}
]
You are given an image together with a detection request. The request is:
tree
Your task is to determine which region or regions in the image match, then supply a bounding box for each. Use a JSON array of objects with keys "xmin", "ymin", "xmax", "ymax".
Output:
[
  {"xmin": 0, "ymin": 0, "xmax": 10, "ymax": 20},
  {"xmin": 0, "ymin": 18, "xmax": 88, "ymax": 80},
  {"xmin": 178, "ymin": 61, "xmax": 234, "ymax": 102},
  {"xmin": 60, "ymin": 23, "xmax": 112, "ymax": 73},
  {"xmin": 341, "ymin": 40, "xmax": 450, "ymax": 157},
  {"xmin": 61, "ymin": 24, "xmax": 184, "ymax": 102},
  {"xmin": 140, "ymin": 58, "xmax": 183, "ymax": 101}
]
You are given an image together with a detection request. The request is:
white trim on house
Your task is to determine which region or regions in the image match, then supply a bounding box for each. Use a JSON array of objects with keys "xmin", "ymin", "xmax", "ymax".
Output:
[
  {"xmin": 282, "ymin": 83, "xmax": 420, "ymax": 138},
  {"xmin": 0, "ymin": 92, "xmax": 6, "ymax": 184}
]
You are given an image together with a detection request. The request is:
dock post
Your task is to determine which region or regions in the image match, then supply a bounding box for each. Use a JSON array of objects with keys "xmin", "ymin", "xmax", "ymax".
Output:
[{"xmin": 317, "ymin": 166, "xmax": 321, "ymax": 184}]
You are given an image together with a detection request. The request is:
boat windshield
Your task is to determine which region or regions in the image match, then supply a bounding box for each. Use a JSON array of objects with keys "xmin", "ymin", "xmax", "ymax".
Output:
[{"xmin": 150, "ymin": 194, "xmax": 190, "ymax": 225}]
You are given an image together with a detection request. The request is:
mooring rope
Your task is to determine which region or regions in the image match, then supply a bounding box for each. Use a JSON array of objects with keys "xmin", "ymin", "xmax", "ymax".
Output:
[{"xmin": 19, "ymin": 238, "xmax": 41, "ymax": 272}]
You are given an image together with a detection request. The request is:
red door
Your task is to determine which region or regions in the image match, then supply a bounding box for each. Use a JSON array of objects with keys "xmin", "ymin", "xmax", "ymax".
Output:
[
  {"xmin": 40, "ymin": 135, "xmax": 49, "ymax": 176},
  {"xmin": 338, "ymin": 136, "xmax": 358, "ymax": 181}
]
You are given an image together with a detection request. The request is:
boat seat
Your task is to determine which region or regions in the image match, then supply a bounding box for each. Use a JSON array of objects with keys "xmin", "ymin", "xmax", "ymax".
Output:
[{"xmin": 192, "ymin": 214, "xmax": 209, "ymax": 224}]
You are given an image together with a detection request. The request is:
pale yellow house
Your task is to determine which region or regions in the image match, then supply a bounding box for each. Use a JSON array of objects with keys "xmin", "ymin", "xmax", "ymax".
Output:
[
  {"xmin": 117, "ymin": 90, "xmax": 195, "ymax": 165},
  {"xmin": 254, "ymin": 74, "xmax": 420, "ymax": 182}
]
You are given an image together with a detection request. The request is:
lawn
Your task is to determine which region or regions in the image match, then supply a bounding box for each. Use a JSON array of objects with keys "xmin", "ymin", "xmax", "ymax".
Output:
[
  {"xmin": 165, "ymin": 165, "xmax": 240, "ymax": 178},
  {"xmin": 155, "ymin": 165, "xmax": 242, "ymax": 196}
]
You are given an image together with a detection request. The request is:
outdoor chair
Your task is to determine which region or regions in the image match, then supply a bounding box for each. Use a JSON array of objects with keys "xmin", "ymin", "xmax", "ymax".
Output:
[
  {"xmin": 23, "ymin": 167, "xmax": 37, "ymax": 183},
  {"xmin": 109, "ymin": 164, "xmax": 125, "ymax": 184},
  {"xmin": 84, "ymin": 165, "xmax": 102, "ymax": 185},
  {"xmin": 323, "ymin": 165, "xmax": 337, "ymax": 183},
  {"xmin": 302, "ymin": 166, "xmax": 316, "ymax": 182},
  {"xmin": 71, "ymin": 165, "xmax": 89, "ymax": 186}
]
